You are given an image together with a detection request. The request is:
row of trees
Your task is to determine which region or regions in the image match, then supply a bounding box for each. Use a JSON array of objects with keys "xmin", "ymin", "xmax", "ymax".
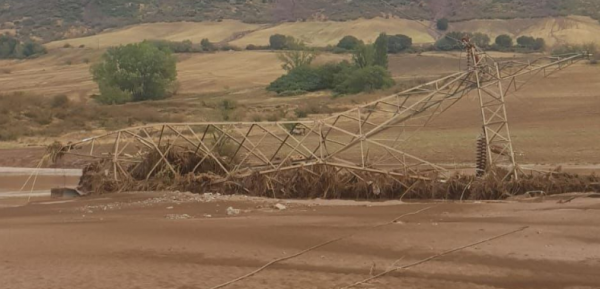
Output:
[
  {"xmin": 268, "ymin": 33, "xmax": 395, "ymax": 96},
  {"xmin": 143, "ymin": 38, "xmax": 230, "ymax": 53},
  {"xmin": 0, "ymin": 35, "xmax": 46, "ymax": 59},
  {"xmin": 268, "ymin": 33, "xmax": 413, "ymax": 54},
  {"xmin": 336, "ymin": 34, "xmax": 412, "ymax": 53},
  {"xmin": 435, "ymin": 32, "xmax": 546, "ymax": 52}
]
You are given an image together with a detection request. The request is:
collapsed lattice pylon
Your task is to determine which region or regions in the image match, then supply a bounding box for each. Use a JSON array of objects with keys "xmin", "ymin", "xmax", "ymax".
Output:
[{"xmin": 55, "ymin": 44, "xmax": 586, "ymax": 190}]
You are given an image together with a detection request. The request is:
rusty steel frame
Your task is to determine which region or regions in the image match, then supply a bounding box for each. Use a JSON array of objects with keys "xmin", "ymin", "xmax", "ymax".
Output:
[{"xmin": 59, "ymin": 50, "xmax": 586, "ymax": 187}]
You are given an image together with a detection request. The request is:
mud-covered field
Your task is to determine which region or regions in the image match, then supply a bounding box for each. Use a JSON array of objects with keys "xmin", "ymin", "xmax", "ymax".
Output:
[{"xmin": 1, "ymin": 192, "xmax": 599, "ymax": 289}]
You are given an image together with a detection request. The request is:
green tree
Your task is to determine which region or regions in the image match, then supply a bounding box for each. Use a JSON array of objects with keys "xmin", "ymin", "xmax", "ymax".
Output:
[
  {"xmin": 495, "ymin": 34, "xmax": 513, "ymax": 49},
  {"xmin": 387, "ymin": 34, "xmax": 412, "ymax": 53},
  {"xmin": 353, "ymin": 44, "xmax": 375, "ymax": 68},
  {"xmin": 436, "ymin": 18, "xmax": 449, "ymax": 31},
  {"xmin": 374, "ymin": 33, "xmax": 389, "ymax": 68},
  {"xmin": 270, "ymin": 34, "xmax": 287, "ymax": 50},
  {"xmin": 91, "ymin": 42, "xmax": 178, "ymax": 104},
  {"xmin": 337, "ymin": 35, "xmax": 363, "ymax": 50}
]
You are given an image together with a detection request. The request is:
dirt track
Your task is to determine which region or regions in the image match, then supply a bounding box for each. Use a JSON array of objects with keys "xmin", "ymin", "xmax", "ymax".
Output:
[{"xmin": 1, "ymin": 192, "xmax": 599, "ymax": 289}]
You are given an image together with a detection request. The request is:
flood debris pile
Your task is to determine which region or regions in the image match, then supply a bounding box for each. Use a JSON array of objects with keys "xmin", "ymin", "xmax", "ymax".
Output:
[{"xmin": 73, "ymin": 146, "xmax": 599, "ymax": 200}]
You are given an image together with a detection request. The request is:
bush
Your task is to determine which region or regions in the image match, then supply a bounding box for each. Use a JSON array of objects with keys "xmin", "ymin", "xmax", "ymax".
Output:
[
  {"xmin": 267, "ymin": 66, "xmax": 325, "ymax": 94},
  {"xmin": 269, "ymin": 34, "xmax": 287, "ymax": 50},
  {"xmin": 51, "ymin": 94, "xmax": 70, "ymax": 108},
  {"xmin": 388, "ymin": 34, "xmax": 412, "ymax": 53},
  {"xmin": 516, "ymin": 36, "xmax": 545, "ymax": 51},
  {"xmin": 94, "ymin": 83, "xmax": 133, "ymax": 105},
  {"xmin": 201, "ymin": 38, "xmax": 215, "ymax": 51},
  {"xmin": 0, "ymin": 35, "xmax": 46, "ymax": 59},
  {"xmin": 334, "ymin": 66, "xmax": 395, "ymax": 94},
  {"xmin": 91, "ymin": 42, "xmax": 178, "ymax": 104},
  {"xmin": 495, "ymin": 34, "xmax": 513, "ymax": 49},
  {"xmin": 471, "ymin": 34, "xmax": 489, "ymax": 48},
  {"xmin": 219, "ymin": 99, "xmax": 238, "ymax": 110},
  {"xmin": 436, "ymin": 18, "xmax": 449, "ymax": 31},
  {"xmin": 435, "ymin": 32, "xmax": 465, "ymax": 51},
  {"xmin": 145, "ymin": 39, "xmax": 194, "ymax": 53},
  {"xmin": 337, "ymin": 35, "xmax": 363, "ymax": 50}
]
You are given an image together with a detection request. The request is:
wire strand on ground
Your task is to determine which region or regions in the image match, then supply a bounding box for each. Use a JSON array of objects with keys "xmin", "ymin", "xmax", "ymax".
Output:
[
  {"xmin": 206, "ymin": 205, "xmax": 437, "ymax": 289},
  {"xmin": 338, "ymin": 226, "xmax": 530, "ymax": 289}
]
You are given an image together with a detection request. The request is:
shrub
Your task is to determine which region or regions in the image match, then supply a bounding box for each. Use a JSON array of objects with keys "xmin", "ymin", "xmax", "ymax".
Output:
[
  {"xmin": 336, "ymin": 35, "xmax": 363, "ymax": 50},
  {"xmin": 94, "ymin": 83, "xmax": 133, "ymax": 105},
  {"xmin": 388, "ymin": 34, "xmax": 412, "ymax": 53},
  {"xmin": 91, "ymin": 42, "xmax": 178, "ymax": 103},
  {"xmin": 435, "ymin": 32, "xmax": 464, "ymax": 51},
  {"xmin": 267, "ymin": 66, "xmax": 324, "ymax": 94},
  {"xmin": 0, "ymin": 35, "xmax": 46, "ymax": 59},
  {"xmin": 469, "ymin": 33, "xmax": 489, "ymax": 48},
  {"xmin": 436, "ymin": 18, "xmax": 449, "ymax": 31},
  {"xmin": 51, "ymin": 94, "xmax": 70, "ymax": 108},
  {"xmin": 334, "ymin": 66, "xmax": 395, "ymax": 94},
  {"xmin": 295, "ymin": 108, "xmax": 308, "ymax": 118},
  {"xmin": 219, "ymin": 99, "xmax": 238, "ymax": 110},
  {"xmin": 145, "ymin": 39, "xmax": 194, "ymax": 53},
  {"xmin": 495, "ymin": 34, "xmax": 513, "ymax": 49},
  {"xmin": 516, "ymin": 36, "xmax": 545, "ymax": 51},
  {"xmin": 269, "ymin": 34, "xmax": 287, "ymax": 50},
  {"xmin": 201, "ymin": 39, "xmax": 215, "ymax": 51}
]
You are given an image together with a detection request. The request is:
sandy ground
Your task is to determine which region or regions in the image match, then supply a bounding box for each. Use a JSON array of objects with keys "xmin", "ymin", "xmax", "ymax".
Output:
[{"xmin": 1, "ymin": 191, "xmax": 599, "ymax": 289}]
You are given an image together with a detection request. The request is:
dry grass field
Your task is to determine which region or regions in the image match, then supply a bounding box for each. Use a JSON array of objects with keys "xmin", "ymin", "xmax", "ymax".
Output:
[
  {"xmin": 451, "ymin": 15, "xmax": 600, "ymax": 47},
  {"xmin": 45, "ymin": 20, "xmax": 265, "ymax": 49},
  {"xmin": 39, "ymin": 16, "xmax": 600, "ymax": 52},
  {"xmin": 230, "ymin": 18, "xmax": 436, "ymax": 47}
]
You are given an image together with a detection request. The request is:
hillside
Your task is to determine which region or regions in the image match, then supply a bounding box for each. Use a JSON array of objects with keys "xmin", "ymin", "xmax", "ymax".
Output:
[
  {"xmin": 2, "ymin": 0, "xmax": 600, "ymax": 42},
  {"xmin": 40, "ymin": 15, "xmax": 600, "ymax": 51}
]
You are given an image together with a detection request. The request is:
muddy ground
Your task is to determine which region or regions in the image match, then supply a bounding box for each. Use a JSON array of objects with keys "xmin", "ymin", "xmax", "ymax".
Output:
[{"xmin": 1, "ymin": 191, "xmax": 599, "ymax": 289}]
